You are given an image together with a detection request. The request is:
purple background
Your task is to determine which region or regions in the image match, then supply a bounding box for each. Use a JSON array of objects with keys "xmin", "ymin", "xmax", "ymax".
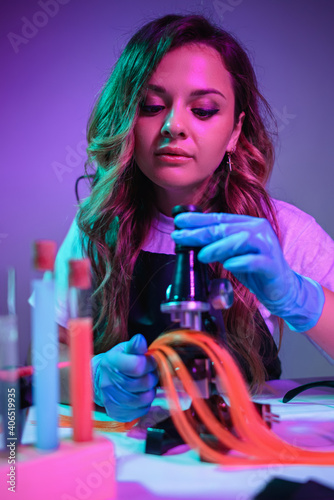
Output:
[{"xmin": 1, "ymin": 0, "xmax": 333, "ymax": 376}]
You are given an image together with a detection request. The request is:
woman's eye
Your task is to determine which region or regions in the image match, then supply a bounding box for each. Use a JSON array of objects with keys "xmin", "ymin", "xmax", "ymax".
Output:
[
  {"xmin": 192, "ymin": 108, "xmax": 219, "ymax": 118},
  {"xmin": 140, "ymin": 104, "xmax": 219, "ymax": 118},
  {"xmin": 140, "ymin": 104, "xmax": 164, "ymax": 114}
]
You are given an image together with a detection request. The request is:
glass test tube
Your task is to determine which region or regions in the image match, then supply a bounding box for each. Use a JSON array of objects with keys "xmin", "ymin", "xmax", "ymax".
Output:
[
  {"xmin": 68, "ymin": 258, "xmax": 93, "ymax": 442},
  {"xmin": 31, "ymin": 240, "xmax": 59, "ymax": 451}
]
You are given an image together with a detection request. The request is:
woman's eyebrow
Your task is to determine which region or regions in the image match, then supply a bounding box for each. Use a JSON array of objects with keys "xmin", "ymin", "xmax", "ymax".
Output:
[{"xmin": 146, "ymin": 84, "xmax": 226, "ymax": 100}]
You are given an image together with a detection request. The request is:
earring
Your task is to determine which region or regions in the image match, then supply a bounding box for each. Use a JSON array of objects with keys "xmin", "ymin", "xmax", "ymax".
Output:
[{"xmin": 226, "ymin": 148, "xmax": 235, "ymax": 172}]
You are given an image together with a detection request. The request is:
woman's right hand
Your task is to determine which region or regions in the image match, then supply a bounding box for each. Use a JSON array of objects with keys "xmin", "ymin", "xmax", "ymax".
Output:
[{"xmin": 91, "ymin": 334, "xmax": 159, "ymax": 422}]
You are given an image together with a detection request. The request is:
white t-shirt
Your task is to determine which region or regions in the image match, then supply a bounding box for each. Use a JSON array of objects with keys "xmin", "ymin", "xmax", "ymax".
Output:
[{"xmin": 52, "ymin": 199, "xmax": 334, "ymax": 360}]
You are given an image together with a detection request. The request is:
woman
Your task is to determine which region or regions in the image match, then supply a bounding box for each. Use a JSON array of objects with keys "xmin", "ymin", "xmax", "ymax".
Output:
[{"xmin": 55, "ymin": 14, "xmax": 334, "ymax": 422}]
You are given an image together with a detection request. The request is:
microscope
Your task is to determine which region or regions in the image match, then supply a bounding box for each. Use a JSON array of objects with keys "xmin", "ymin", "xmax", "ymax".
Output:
[
  {"xmin": 144, "ymin": 204, "xmax": 275, "ymax": 457},
  {"xmin": 145, "ymin": 205, "xmax": 237, "ymax": 457}
]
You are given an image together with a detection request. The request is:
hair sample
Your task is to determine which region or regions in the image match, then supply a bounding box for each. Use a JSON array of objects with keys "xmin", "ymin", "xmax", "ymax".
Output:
[{"xmin": 77, "ymin": 14, "xmax": 283, "ymax": 388}]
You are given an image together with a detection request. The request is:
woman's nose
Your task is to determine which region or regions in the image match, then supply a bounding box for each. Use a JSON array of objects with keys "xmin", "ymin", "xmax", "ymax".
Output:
[{"xmin": 161, "ymin": 108, "xmax": 188, "ymax": 138}]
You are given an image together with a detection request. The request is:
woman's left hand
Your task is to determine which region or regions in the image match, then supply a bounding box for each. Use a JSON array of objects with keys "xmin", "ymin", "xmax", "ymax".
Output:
[{"xmin": 171, "ymin": 212, "xmax": 324, "ymax": 332}]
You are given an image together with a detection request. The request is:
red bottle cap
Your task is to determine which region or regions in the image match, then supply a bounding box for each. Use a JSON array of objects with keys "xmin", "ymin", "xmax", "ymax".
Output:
[
  {"xmin": 69, "ymin": 259, "xmax": 91, "ymax": 289},
  {"xmin": 33, "ymin": 240, "xmax": 57, "ymax": 271}
]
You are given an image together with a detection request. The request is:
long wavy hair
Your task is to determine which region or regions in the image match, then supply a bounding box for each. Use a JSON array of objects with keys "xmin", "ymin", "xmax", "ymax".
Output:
[{"xmin": 77, "ymin": 14, "xmax": 283, "ymax": 387}]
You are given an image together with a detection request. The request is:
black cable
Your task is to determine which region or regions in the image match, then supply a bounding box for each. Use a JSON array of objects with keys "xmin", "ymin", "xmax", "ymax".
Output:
[
  {"xmin": 75, "ymin": 175, "xmax": 94, "ymax": 204},
  {"xmin": 282, "ymin": 380, "xmax": 334, "ymax": 403}
]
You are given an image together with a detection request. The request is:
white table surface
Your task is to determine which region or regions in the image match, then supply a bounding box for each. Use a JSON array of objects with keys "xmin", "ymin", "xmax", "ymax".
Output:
[{"xmin": 22, "ymin": 378, "xmax": 334, "ymax": 500}]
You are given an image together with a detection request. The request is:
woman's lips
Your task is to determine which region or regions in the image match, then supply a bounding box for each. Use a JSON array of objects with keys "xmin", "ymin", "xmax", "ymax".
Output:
[{"xmin": 155, "ymin": 153, "xmax": 193, "ymax": 164}]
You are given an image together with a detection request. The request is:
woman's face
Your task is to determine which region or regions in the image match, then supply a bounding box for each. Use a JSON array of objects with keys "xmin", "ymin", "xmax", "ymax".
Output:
[{"xmin": 134, "ymin": 43, "xmax": 244, "ymax": 215}]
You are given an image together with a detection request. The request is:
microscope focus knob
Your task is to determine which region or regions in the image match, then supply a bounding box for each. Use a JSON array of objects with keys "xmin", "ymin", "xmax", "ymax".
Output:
[{"xmin": 209, "ymin": 279, "xmax": 234, "ymax": 310}]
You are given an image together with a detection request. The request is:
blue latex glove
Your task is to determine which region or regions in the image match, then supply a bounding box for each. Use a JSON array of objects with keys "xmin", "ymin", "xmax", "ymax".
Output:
[
  {"xmin": 91, "ymin": 334, "xmax": 159, "ymax": 422},
  {"xmin": 172, "ymin": 212, "xmax": 325, "ymax": 332}
]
